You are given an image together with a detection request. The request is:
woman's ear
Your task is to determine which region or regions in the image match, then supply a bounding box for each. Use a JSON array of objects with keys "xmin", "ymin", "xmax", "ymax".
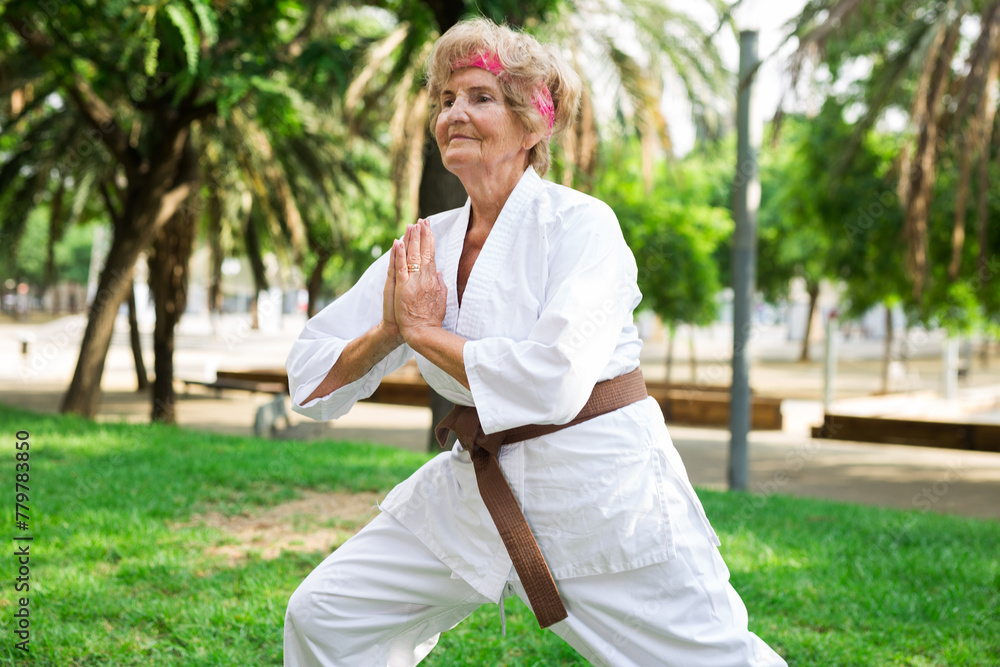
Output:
[{"xmin": 521, "ymin": 129, "xmax": 543, "ymax": 152}]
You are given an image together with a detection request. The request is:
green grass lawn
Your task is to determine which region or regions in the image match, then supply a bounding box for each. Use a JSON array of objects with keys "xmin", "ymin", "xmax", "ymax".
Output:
[{"xmin": 0, "ymin": 402, "xmax": 997, "ymax": 666}]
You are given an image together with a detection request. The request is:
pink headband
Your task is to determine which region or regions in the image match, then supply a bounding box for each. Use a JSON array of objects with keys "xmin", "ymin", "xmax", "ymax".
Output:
[{"xmin": 451, "ymin": 52, "xmax": 555, "ymax": 133}]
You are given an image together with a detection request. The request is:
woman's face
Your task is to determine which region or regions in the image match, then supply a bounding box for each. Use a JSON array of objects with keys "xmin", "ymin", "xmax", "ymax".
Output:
[{"xmin": 435, "ymin": 67, "xmax": 538, "ymax": 179}]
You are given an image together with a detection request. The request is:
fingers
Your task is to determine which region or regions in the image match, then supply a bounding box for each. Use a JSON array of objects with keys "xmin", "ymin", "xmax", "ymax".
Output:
[
  {"xmin": 405, "ymin": 220, "xmax": 421, "ymax": 269},
  {"xmin": 420, "ymin": 219, "xmax": 436, "ymax": 264},
  {"xmin": 387, "ymin": 238, "xmax": 396, "ymax": 282},
  {"xmin": 393, "ymin": 239, "xmax": 409, "ymax": 284},
  {"xmin": 403, "ymin": 218, "xmax": 436, "ymax": 272}
]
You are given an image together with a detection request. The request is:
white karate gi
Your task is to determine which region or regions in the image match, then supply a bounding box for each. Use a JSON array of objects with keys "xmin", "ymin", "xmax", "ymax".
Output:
[{"xmin": 284, "ymin": 167, "xmax": 786, "ymax": 666}]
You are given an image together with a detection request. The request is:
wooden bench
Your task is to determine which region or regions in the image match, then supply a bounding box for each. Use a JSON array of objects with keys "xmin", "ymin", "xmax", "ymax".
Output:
[
  {"xmin": 186, "ymin": 366, "xmax": 784, "ymax": 432},
  {"xmin": 180, "ymin": 369, "xmax": 290, "ymax": 435},
  {"xmin": 812, "ymin": 414, "xmax": 1000, "ymax": 452},
  {"xmin": 644, "ymin": 382, "xmax": 783, "ymax": 431},
  {"xmin": 180, "ymin": 377, "xmax": 288, "ymax": 396},
  {"xmin": 365, "ymin": 368, "xmax": 431, "ymax": 407},
  {"xmin": 358, "ymin": 371, "xmax": 783, "ymax": 431}
]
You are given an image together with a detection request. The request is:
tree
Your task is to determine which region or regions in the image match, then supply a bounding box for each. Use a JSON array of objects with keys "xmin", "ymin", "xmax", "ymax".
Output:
[
  {"xmin": 1, "ymin": 0, "xmax": 362, "ymax": 418},
  {"xmin": 756, "ymin": 119, "xmax": 838, "ymax": 362},
  {"xmin": 594, "ymin": 140, "xmax": 733, "ymax": 383},
  {"xmin": 145, "ymin": 5, "xmax": 396, "ymax": 421},
  {"xmin": 788, "ymin": 100, "xmax": 913, "ymax": 391},
  {"xmin": 0, "ymin": 204, "xmax": 94, "ymax": 292},
  {"xmin": 786, "ymin": 0, "xmax": 1000, "ymax": 306}
]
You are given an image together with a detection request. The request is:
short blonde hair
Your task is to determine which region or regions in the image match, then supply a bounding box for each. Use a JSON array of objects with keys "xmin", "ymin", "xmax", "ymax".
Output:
[{"xmin": 425, "ymin": 18, "xmax": 582, "ymax": 177}]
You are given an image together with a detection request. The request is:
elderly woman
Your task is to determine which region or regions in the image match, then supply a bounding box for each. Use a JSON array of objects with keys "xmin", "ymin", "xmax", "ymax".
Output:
[{"xmin": 283, "ymin": 17, "xmax": 786, "ymax": 667}]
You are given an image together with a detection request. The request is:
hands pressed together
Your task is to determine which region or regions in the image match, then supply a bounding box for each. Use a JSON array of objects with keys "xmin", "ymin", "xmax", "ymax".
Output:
[{"xmin": 381, "ymin": 218, "xmax": 447, "ymax": 347}]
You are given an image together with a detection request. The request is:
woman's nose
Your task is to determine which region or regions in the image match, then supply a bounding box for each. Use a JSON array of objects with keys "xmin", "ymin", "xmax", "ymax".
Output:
[{"xmin": 446, "ymin": 98, "xmax": 470, "ymax": 122}]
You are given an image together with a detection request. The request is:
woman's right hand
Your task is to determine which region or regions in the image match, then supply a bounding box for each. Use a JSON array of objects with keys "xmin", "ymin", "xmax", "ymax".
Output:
[{"xmin": 380, "ymin": 237, "xmax": 404, "ymax": 346}]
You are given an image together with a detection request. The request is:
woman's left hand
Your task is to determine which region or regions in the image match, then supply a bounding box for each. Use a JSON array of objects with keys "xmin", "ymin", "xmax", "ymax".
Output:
[{"xmin": 394, "ymin": 219, "xmax": 447, "ymax": 341}]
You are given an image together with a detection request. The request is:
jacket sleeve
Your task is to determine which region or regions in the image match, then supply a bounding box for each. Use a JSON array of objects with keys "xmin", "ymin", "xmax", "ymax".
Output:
[
  {"xmin": 463, "ymin": 200, "xmax": 641, "ymax": 433},
  {"xmin": 285, "ymin": 251, "xmax": 413, "ymax": 422}
]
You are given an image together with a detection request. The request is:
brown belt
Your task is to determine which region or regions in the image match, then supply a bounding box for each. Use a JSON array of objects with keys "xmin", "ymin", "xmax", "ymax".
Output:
[{"xmin": 434, "ymin": 368, "xmax": 648, "ymax": 629}]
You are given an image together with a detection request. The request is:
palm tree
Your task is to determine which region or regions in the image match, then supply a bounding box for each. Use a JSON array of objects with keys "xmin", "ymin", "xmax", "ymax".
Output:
[
  {"xmin": 0, "ymin": 76, "xmax": 152, "ymax": 390},
  {"xmin": 784, "ymin": 0, "xmax": 1000, "ymax": 301},
  {"xmin": 2, "ymin": 0, "xmax": 393, "ymax": 420},
  {"xmin": 141, "ymin": 5, "xmax": 394, "ymax": 422},
  {"xmin": 539, "ymin": 0, "xmax": 731, "ymax": 191}
]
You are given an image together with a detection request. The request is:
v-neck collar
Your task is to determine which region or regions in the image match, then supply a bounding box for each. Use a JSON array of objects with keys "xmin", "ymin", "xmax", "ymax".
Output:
[{"xmin": 443, "ymin": 166, "xmax": 545, "ymax": 341}]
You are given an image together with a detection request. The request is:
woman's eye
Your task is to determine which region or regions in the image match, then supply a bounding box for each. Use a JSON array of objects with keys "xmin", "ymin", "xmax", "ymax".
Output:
[{"xmin": 478, "ymin": 95, "xmax": 491, "ymax": 103}]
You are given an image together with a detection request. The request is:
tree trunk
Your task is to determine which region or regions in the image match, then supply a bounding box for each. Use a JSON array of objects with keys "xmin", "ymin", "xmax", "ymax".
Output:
[
  {"xmin": 880, "ymin": 305, "xmax": 894, "ymax": 394},
  {"xmin": 148, "ymin": 140, "xmax": 199, "ymax": 423},
  {"xmin": 244, "ymin": 206, "xmax": 269, "ymax": 330},
  {"xmin": 148, "ymin": 210, "xmax": 196, "ymax": 423},
  {"xmin": 307, "ymin": 252, "xmax": 330, "ymax": 319},
  {"xmin": 127, "ymin": 279, "xmax": 149, "ymax": 391},
  {"xmin": 426, "ymin": 0, "xmax": 466, "ymax": 34},
  {"xmin": 207, "ymin": 187, "xmax": 224, "ymax": 316},
  {"xmin": 60, "ymin": 125, "xmax": 195, "ymax": 417},
  {"xmin": 799, "ymin": 281, "xmax": 820, "ymax": 363},
  {"xmin": 59, "ymin": 234, "xmax": 141, "ymax": 416},
  {"xmin": 44, "ymin": 179, "xmax": 66, "ymax": 312}
]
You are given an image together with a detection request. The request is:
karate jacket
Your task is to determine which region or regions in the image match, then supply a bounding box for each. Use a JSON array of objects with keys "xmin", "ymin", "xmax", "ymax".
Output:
[{"xmin": 286, "ymin": 166, "xmax": 719, "ymax": 604}]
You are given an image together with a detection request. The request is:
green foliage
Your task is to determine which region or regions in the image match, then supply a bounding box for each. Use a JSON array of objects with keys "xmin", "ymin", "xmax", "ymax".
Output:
[
  {"xmin": 784, "ymin": 98, "xmax": 1000, "ymax": 334},
  {"xmin": 0, "ymin": 206, "xmax": 96, "ymax": 287},
  {"xmin": 594, "ymin": 142, "xmax": 732, "ymax": 327},
  {"xmin": 143, "ymin": 36, "xmax": 161, "ymax": 77},
  {"xmin": 481, "ymin": 0, "xmax": 561, "ymax": 26},
  {"xmin": 763, "ymin": 104, "xmax": 910, "ymax": 320},
  {"xmin": 756, "ymin": 122, "xmax": 831, "ymax": 304},
  {"xmin": 913, "ymin": 136, "xmax": 1000, "ymax": 335},
  {"xmin": 164, "ymin": 3, "xmax": 201, "ymax": 74},
  {"xmin": 1, "ymin": 0, "xmax": 411, "ymax": 316},
  {"xmin": 785, "ymin": 0, "xmax": 1000, "ymax": 333},
  {"xmin": 191, "ymin": 0, "xmax": 220, "ymax": 47}
]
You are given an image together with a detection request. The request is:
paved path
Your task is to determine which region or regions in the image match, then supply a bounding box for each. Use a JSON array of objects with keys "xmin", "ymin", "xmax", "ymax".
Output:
[{"xmin": 2, "ymin": 312, "xmax": 998, "ymax": 521}]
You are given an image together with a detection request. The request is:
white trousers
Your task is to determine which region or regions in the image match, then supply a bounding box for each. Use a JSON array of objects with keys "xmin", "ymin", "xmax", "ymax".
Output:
[{"xmin": 283, "ymin": 500, "xmax": 787, "ymax": 666}]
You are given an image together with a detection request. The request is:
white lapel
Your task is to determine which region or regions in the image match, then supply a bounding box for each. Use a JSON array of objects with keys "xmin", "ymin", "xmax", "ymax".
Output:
[
  {"xmin": 441, "ymin": 199, "xmax": 471, "ymax": 335},
  {"xmin": 455, "ymin": 167, "xmax": 545, "ymax": 340}
]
